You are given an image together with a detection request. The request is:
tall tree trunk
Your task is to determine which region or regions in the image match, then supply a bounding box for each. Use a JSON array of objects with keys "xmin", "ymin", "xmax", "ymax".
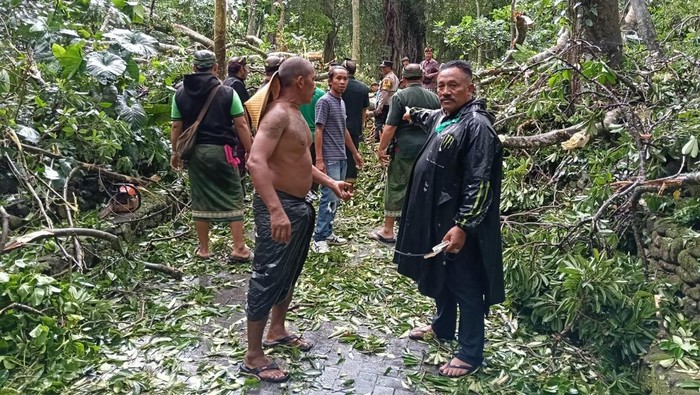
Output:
[
  {"xmin": 246, "ymin": 0, "xmax": 258, "ymax": 37},
  {"xmin": 275, "ymin": 0, "xmax": 286, "ymax": 51},
  {"xmin": 384, "ymin": 0, "xmax": 426, "ymax": 68},
  {"xmin": 322, "ymin": 0, "xmax": 338, "ymax": 62},
  {"xmin": 572, "ymin": 0, "xmax": 623, "ymax": 68},
  {"xmin": 628, "ymin": 0, "xmax": 661, "ymax": 55},
  {"xmin": 351, "ymin": 0, "xmax": 360, "ymax": 63},
  {"xmin": 214, "ymin": 0, "xmax": 226, "ymax": 80}
]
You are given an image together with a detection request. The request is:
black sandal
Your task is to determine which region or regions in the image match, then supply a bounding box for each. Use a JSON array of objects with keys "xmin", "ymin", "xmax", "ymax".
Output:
[
  {"xmin": 239, "ymin": 362, "xmax": 289, "ymax": 383},
  {"xmin": 438, "ymin": 363, "xmax": 480, "ymax": 378},
  {"xmin": 262, "ymin": 334, "xmax": 314, "ymax": 352}
]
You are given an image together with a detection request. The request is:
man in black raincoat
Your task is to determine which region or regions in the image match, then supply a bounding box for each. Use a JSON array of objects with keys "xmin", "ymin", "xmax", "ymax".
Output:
[{"xmin": 394, "ymin": 60, "xmax": 504, "ymax": 378}]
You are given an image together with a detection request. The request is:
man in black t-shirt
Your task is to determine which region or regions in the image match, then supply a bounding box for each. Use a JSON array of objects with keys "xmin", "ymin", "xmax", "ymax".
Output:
[
  {"xmin": 341, "ymin": 59, "xmax": 370, "ymax": 184},
  {"xmin": 224, "ymin": 56, "xmax": 252, "ymax": 195}
]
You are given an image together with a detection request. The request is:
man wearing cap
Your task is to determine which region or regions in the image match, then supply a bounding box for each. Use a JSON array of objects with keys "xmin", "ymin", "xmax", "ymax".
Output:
[
  {"xmin": 340, "ymin": 59, "xmax": 369, "ymax": 185},
  {"xmin": 370, "ymin": 63, "xmax": 439, "ymax": 245},
  {"xmin": 373, "ymin": 60, "xmax": 400, "ymax": 141},
  {"xmin": 244, "ymin": 57, "xmax": 353, "ymax": 383},
  {"xmin": 170, "ymin": 50, "xmax": 253, "ymax": 263},
  {"xmin": 259, "ymin": 55, "xmax": 283, "ymax": 90},
  {"xmin": 420, "ymin": 47, "xmax": 440, "ymax": 92},
  {"xmin": 224, "ymin": 56, "xmax": 251, "ymax": 196}
]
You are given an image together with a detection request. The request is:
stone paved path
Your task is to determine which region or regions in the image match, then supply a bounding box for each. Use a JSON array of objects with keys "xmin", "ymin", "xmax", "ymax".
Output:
[{"xmin": 195, "ymin": 271, "xmax": 433, "ymax": 395}]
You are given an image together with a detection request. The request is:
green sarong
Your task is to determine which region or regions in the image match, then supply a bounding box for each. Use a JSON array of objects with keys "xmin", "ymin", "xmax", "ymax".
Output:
[
  {"xmin": 384, "ymin": 156, "xmax": 414, "ymax": 217},
  {"xmin": 188, "ymin": 144, "xmax": 244, "ymax": 222}
]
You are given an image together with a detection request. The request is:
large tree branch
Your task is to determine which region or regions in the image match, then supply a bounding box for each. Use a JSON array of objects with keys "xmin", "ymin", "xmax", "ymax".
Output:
[
  {"xmin": 2, "ymin": 140, "xmax": 150, "ymax": 185},
  {"xmin": 501, "ymin": 124, "xmax": 582, "ymax": 149},
  {"xmin": 173, "ymin": 24, "xmax": 214, "ymax": 48},
  {"xmin": 0, "ymin": 206, "xmax": 9, "ymax": 253},
  {"xmin": 3, "ymin": 228, "xmax": 120, "ymax": 252}
]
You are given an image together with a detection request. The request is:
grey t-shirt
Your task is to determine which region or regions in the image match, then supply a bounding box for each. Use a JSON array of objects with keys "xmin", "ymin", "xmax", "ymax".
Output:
[{"xmin": 315, "ymin": 92, "xmax": 347, "ymax": 161}]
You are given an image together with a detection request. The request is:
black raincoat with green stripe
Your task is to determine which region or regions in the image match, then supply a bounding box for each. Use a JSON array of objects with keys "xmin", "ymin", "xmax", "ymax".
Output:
[{"xmin": 394, "ymin": 99, "xmax": 505, "ymax": 308}]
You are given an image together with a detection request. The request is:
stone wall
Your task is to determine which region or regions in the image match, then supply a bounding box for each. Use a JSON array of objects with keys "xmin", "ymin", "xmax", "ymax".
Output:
[{"xmin": 646, "ymin": 217, "xmax": 700, "ymax": 320}]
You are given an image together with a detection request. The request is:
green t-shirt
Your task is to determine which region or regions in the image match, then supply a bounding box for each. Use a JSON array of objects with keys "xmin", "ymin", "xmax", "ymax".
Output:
[
  {"xmin": 171, "ymin": 90, "xmax": 244, "ymax": 120},
  {"xmin": 299, "ymin": 87, "xmax": 325, "ymax": 139},
  {"xmin": 385, "ymin": 84, "xmax": 440, "ymax": 159}
]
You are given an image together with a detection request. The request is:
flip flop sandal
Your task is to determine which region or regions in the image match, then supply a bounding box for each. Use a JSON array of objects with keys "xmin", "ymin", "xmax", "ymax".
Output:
[
  {"xmin": 262, "ymin": 334, "xmax": 314, "ymax": 352},
  {"xmin": 239, "ymin": 362, "xmax": 289, "ymax": 383},
  {"xmin": 228, "ymin": 252, "xmax": 253, "ymax": 264},
  {"xmin": 194, "ymin": 245, "xmax": 210, "ymax": 260},
  {"xmin": 368, "ymin": 229, "xmax": 396, "ymax": 245},
  {"xmin": 438, "ymin": 363, "xmax": 480, "ymax": 378}
]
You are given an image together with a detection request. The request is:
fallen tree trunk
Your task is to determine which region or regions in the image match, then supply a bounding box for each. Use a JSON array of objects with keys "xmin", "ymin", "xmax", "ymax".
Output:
[{"xmin": 501, "ymin": 124, "xmax": 583, "ymax": 149}]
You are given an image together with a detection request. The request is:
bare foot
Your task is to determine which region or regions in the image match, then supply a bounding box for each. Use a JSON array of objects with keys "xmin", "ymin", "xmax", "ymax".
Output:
[
  {"xmin": 409, "ymin": 325, "xmax": 434, "ymax": 340},
  {"xmin": 231, "ymin": 246, "xmax": 251, "ymax": 260},
  {"xmin": 243, "ymin": 354, "xmax": 288, "ymax": 382},
  {"xmin": 438, "ymin": 357, "xmax": 478, "ymax": 378}
]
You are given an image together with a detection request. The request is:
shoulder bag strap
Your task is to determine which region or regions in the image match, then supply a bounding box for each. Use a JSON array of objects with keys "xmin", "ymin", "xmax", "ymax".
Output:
[{"xmin": 195, "ymin": 84, "xmax": 222, "ymax": 124}]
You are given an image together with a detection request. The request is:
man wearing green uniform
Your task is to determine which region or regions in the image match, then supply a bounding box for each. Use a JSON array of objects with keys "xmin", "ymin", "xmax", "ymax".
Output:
[
  {"xmin": 299, "ymin": 86, "xmax": 325, "ymax": 194},
  {"xmin": 370, "ymin": 64, "xmax": 440, "ymax": 243}
]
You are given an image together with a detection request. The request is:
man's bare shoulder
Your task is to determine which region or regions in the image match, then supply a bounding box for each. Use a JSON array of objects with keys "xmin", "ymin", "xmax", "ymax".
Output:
[{"xmin": 258, "ymin": 102, "xmax": 291, "ymax": 138}]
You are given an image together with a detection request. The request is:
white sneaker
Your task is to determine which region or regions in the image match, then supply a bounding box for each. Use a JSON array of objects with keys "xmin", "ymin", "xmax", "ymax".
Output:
[
  {"xmin": 312, "ymin": 240, "xmax": 330, "ymax": 253},
  {"xmin": 326, "ymin": 234, "xmax": 347, "ymax": 245}
]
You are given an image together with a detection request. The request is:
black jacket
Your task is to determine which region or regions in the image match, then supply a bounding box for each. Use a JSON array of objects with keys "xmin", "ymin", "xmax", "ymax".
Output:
[{"xmin": 394, "ymin": 99, "xmax": 505, "ymax": 307}]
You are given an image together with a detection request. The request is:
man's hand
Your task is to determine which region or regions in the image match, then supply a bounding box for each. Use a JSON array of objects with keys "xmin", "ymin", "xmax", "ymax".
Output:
[
  {"xmin": 270, "ymin": 209, "xmax": 292, "ymax": 243},
  {"xmin": 316, "ymin": 160, "xmax": 326, "ymax": 174},
  {"xmin": 330, "ymin": 181, "xmax": 353, "ymax": 201},
  {"xmin": 375, "ymin": 107, "xmax": 383, "ymax": 116},
  {"xmin": 353, "ymin": 152, "xmax": 364, "ymax": 169},
  {"xmin": 442, "ymin": 226, "xmax": 466, "ymax": 254},
  {"xmin": 376, "ymin": 149, "xmax": 390, "ymax": 166},
  {"xmin": 170, "ymin": 155, "xmax": 182, "ymax": 171},
  {"xmin": 402, "ymin": 108, "xmax": 412, "ymax": 122}
]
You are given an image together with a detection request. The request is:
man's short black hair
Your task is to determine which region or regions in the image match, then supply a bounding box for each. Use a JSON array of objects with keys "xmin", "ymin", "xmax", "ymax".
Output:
[
  {"xmin": 328, "ymin": 66, "xmax": 348, "ymax": 81},
  {"xmin": 439, "ymin": 60, "xmax": 473, "ymax": 80},
  {"xmin": 342, "ymin": 59, "xmax": 357, "ymax": 75}
]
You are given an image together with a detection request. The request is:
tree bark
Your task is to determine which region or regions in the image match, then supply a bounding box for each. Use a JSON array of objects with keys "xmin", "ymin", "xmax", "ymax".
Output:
[
  {"xmin": 275, "ymin": 0, "xmax": 286, "ymax": 51},
  {"xmin": 173, "ymin": 24, "xmax": 214, "ymax": 48},
  {"xmin": 214, "ymin": 0, "xmax": 227, "ymax": 80},
  {"xmin": 351, "ymin": 0, "xmax": 360, "ymax": 63},
  {"xmin": 383, "ymin": 0, "xmax": 426, "ymax": 69},
  {"xmin": 322, "ymin": 0, "xmax": 338, "ymax": 62},
  {"xmin": 629, "ymin": 0, "xmax": 661, "ymax": 55},
  {"xmin": 246, "ymin": 0, "xmax": 258, "ymax": 36},
  {"xmin": 572, "ymin": 0, "xmax": 623, "ymax": 68}
]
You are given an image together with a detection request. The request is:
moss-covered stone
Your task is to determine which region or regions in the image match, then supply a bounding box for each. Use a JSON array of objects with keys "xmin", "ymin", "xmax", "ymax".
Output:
[
  {"xmin": 642, "ymin": 347, "xmax": 700, "ymax": 395},
  {"xmin": 686, "ymin": 286, "xmax": 700, "ymax": 301},
  {"xmin": 658, "ymin": 260, "xmax": 679, "ymax": 273},
  {"xmin": 678, "ymin": 250, "xmax": 699, "ymax": 273},
  {"xmin": 669, "ymin": 238, "xmax": 686, "ymax": 262},
  {"xmin": 689, "ymin": 247, "xmax": 700, "ymax": 259},
  {"xmin": 661, "ymin": 246, "xmax": 671, "ymax": 263},
  {"xmin": 652, "ymin": 231, "xmax": 661, "ymax": 246},
  {"xmin": 678, "ymin": 267, "xmax": 700, "ymax": 285},
  {"xmin": 665, "ymin": 228, "xmax": 680, "ymax": 239},
  {"xmin": 649, "ymin": 245, "xmax": 662, "ymax": 259}
]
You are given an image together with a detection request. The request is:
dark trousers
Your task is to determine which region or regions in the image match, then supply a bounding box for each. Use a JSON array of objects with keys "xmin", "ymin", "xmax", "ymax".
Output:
[
  {"xmin": 431, "ymin": 247, "xmax": 487, "ymax": 367},
  {"xmin": 373, "ymin": 105, "xmax": 389, "ymax": 142},
  {"xmin": 345, "ymin": 133, "xmax": 362, "ymax": 182}
]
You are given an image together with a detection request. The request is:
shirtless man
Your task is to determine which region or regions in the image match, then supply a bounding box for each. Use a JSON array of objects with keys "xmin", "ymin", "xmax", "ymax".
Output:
[{"xmin": 243, "ymin": 57, "xmax": 352, "ymax": 383}]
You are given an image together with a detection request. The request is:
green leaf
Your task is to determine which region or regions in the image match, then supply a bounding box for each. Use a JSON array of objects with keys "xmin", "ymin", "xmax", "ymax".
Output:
[
  {"xmin": 85, "ymin": 52, "xmax": 127, "ymax": 84},
  {"xmin": 132, "ymin": 4, "xmax": 146, "ymax": 23},
  {"xmin": 126, "ymin": 57, "xmax": 139, "ymax": 80},
  {"xmin": 104, "ymin": 29, "xmax": 159, "ymax": 57},
  {"xmin": 0, "ymin": 272, "xmax": 9, "ymax": 283},
  {"xmin": 29, "ymin": 324, "xmax": 46, "ymax": 338},
  {"xmin": 52, "ymin": 43, "xmax": 84, "ymax": 79},
  {"xmin": 116, "ymin": 95, "xmax": 147, "ymax": 128}
]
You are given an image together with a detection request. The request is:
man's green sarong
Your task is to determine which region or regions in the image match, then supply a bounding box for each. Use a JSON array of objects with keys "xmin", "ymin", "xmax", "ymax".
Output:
[
  {"xmin": 188, "ymin": 144, "xmax": 244, "ymax": 222},
  {"xmin": 384, "ymin": 157, "xmax": 414, "ymax": 218}
]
